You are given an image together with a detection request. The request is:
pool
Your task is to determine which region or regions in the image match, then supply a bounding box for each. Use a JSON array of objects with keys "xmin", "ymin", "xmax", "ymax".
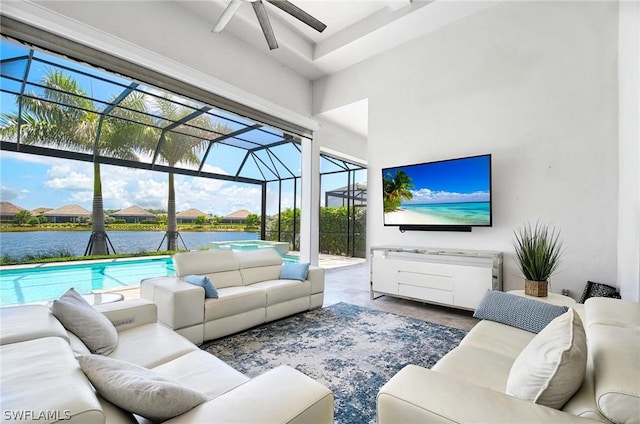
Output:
[{"xmin": 0, "ymin": 254, "xmax": 300, "ymax": 306}]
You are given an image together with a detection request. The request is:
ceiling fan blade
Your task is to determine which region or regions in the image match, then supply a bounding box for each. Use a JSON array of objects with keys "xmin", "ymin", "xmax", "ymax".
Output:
[
  {"xmin": 252, "ymin": 0, "xmax": 279, "ymax": 50},
  {"xmin": 266, "ymin": 0, "xmax": 327, "ymax": 33},
  {"xmin": 212, "ymin": 0, "xmax": 244, "ymax": 33}
]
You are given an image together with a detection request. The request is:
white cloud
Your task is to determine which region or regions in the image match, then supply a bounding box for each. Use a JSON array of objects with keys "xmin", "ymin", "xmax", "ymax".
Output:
[
  {"xmin": 133, "ymin": 179, "xmax": 167, "ymax": 210},
  {"xmin": 68, "ymin": 191, "xmax": 94, "ymax": 204},
  {"xmin": 407, "ymin": 188, "xmax": 490, "ymax": 204},
  {"xmin": 200, "ymin": 164, "xmax": 229, "ymax": 175},
  {"xmin": 0, "ymin": 185, "xmax": 28, "ymax": 202},
  {"xmin": 44, "ymin": 164, "xmax": 93, "ymax": 191}
]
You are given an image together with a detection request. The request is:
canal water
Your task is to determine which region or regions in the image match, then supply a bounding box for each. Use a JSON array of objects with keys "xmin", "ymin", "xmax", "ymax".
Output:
[{"xmin": 0, "ymin": 230, "xmax": 260, "ymax": 258}]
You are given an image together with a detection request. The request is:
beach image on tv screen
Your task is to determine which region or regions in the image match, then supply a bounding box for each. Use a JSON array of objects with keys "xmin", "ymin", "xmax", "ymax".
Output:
[{"xmin": 383, "ymin": 155, "xmax": 491, "ymax": 226}]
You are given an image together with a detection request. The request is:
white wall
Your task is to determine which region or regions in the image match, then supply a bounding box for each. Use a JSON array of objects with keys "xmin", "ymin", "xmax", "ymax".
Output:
[
  {"xmin": 313, "ymin": 119, "xmax": 368, "ymax": 164},
  {"xmin": 618, "ymin": 0, "xmax": 640, "ymax": 301},
  {"xmin": 314, "ymin": 1, "xmax": 620, "ymax": 298}
]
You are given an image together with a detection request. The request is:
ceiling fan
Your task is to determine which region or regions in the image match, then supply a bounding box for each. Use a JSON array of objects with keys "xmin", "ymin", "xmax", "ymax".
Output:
[{"xmin": 212, "ymin": 0, "xmax": 327, "ymax": 50}]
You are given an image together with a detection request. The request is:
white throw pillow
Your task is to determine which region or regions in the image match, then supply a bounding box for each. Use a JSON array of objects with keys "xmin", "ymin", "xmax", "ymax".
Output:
[
  {"xmin": 51, "ymin": 288, "xmax": 118, "ymax": 355},
  {"xmin": 506, "ymin": 308, "xmax": 587, "ymax": 409},
  {"xmin": 78, "ymin": 355, "xmax": 209, "ymax": 422}
]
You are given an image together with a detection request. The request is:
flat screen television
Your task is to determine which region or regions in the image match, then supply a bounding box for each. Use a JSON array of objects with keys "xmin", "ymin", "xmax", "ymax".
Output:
[{"xmin": 382, "ymin": 154, "xmax": 492, "ymax": 231}]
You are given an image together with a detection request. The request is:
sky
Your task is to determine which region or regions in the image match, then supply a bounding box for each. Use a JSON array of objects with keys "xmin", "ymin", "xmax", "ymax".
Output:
[{"xmin": 383, "ymin": 155, "xmax": 491, "ymax": 205}]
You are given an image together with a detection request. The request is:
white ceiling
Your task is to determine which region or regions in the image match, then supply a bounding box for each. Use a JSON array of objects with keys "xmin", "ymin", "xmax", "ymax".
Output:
[
  {"xmin": 176, "ymin": 0, "xmax": 496, "ymax": 81},
  {"xmin": 174, "ymin": 0, "xmax": 497, "ymax": 136}
]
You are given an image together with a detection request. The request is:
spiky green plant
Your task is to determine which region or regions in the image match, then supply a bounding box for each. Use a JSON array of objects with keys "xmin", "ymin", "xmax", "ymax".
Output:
[{"xmin": 513, "ymin": 222, "xmax": 564, "ymax": 281}]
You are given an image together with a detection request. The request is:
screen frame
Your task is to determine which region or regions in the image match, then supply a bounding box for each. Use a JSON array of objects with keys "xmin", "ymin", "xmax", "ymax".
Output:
[{"xmin": 381, "ymin": 153, "xmax": 492, "ymax": 230}]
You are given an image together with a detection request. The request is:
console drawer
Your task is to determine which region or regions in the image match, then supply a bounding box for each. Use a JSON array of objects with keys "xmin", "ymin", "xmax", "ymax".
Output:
[
  {"xmin": 397, "ymin": 271, "xmax": 454, "ymax": 291},
  {"xmin": 398, "ymin": 283, "xmax": 454, "ymax": 305}
]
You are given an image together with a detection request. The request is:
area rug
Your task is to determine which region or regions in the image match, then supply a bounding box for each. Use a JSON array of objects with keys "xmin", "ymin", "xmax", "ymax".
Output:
[{"xmin": 201, "ymin": 302, "xmax": 467, "ymax": 424}]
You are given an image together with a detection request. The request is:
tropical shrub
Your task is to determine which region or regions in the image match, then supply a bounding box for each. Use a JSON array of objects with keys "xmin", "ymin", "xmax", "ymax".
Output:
[
  {"xmin": 13, "ymin": 210, "xmax": 32, "ymax": 226},
  {"xmin": 514, "ymin": 222, "xmax": 564, "ymax": 281}
]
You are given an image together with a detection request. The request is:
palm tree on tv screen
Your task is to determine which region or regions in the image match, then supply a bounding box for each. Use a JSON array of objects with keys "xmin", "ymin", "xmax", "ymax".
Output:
[
  {"xmin": 0, "ymin": 70, "xmax": 151, "ymax": 255},
  {"xmin": 383, "ymin": 170, "xmax": 414, "ymax": 213},
  {"xmin": 149, "ymin": 97, "xmax": 232, "ymax": 251}
]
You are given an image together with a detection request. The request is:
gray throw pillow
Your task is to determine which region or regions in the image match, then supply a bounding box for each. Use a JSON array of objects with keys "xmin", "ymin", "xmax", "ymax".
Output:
[
  {"xmin": 78, "ymin": 355, "xmax": 209, "ymax": 422},
  {"xmin": 51, "ymin": 288, "xmax": 118, "ymax": 355},
  {"xmin": 473, "ymin": 290, "xmax": 568, "ymax": 333}
]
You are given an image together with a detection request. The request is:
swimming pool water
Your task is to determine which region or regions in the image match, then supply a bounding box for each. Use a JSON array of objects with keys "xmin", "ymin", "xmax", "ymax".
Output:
[
  {"xmin": 0, "ymin": 257, "xmax": 175, "ymax": 306},
  {"xmin": 0, "ymin": 254, "xmax": 300, "ymax": 306}
]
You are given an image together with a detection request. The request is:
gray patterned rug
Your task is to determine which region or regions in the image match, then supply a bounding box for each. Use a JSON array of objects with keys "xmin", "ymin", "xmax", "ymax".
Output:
[{"xmin": 201, "ymin": 302, "xmax": 467, "ymax": 424}]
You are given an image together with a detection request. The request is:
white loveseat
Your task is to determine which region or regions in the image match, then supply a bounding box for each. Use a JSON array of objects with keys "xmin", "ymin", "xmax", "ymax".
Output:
[
  {"xmin": 0, "ymin": 299, "xmax": 334, "ymax": 423},
  {"xmin": 377, "ymin": 297, "xmax": 640, "ymax": 423},
  {"xmin": 141, "ymin": 248, "xmax": 324, "ymax": 344}
]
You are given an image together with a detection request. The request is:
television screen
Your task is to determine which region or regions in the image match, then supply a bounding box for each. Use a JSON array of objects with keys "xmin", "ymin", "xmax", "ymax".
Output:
[{"xmin": 382, "ymin": 154, "xmax": 492, "ymax": 228}]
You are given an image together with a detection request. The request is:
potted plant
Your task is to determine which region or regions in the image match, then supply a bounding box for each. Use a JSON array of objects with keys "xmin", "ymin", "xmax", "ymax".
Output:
[{"xmin": 513, "ymin": 222, "xmax": 564, "ymax": 297}]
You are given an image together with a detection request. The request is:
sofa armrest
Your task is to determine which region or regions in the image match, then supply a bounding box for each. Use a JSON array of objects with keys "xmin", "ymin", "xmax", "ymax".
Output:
[
  {"xmin": 165, "ymin": 365, "xmax": 333, "ymax": 424},
  {"xmin": 378, "ymin": 366, "xmax": 596, "ymax": 424},
  {"xmin": 140, "ymin": 277, "xmax": 204, "ymax": 331},
  {"xmin": 307, "ymin": 266, "xmax": 325, "ymax": 295},
  {"xmin": 94, "ymin": 299, "xmax": 157, "ymax": 332}
]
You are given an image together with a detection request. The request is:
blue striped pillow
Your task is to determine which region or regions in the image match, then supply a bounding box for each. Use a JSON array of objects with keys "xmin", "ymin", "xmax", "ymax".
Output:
[{"xmin": 474, "ymin": 291, "xmax": 568, "ymax": 333}]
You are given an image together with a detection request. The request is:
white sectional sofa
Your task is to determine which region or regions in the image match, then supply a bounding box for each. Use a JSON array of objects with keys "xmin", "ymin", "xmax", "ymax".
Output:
[
  {"xmin": 377, "ymin": 297, "xmax": 640, "ymax": 423},
  {"xmin": 0, "ymin": 299, "xmax": 334, "ymax": 423},
  {"xmin": 141, "ymin": 248, "xmax": 324, "ymax": 344}
]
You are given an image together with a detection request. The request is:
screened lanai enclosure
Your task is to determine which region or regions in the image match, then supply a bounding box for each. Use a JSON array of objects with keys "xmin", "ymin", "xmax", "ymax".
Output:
[{"xmin": 0, "ymin": 26, "xmax": 366, "ymax": 258}]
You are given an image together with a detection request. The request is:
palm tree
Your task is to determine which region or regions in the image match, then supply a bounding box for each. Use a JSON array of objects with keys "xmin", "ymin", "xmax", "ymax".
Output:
[
  {"xmin": 87, "ymin": 90, "xmax": 155, "ymax": 254},
  {"xmin": 383, "ymin": 170, "xmax": 414, "ymax": 213},
  {"xmin": 150, "ymin": 97, "xmax": 231, "ymax": 251},
  {"xmin": 0, "ymin": 70, "xmax": 149, "ymax": 255}
]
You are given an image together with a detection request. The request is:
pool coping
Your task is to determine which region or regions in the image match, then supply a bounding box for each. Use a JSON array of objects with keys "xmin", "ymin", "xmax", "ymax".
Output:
[{"xmin": 0, "ymin": 255, "xmax": 172, "ymax": 271}]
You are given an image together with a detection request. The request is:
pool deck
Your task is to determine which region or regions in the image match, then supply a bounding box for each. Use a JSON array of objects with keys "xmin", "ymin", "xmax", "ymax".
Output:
[{"xmin": 95, "ymin": 253, "xmax": 366, "ymax": 302}]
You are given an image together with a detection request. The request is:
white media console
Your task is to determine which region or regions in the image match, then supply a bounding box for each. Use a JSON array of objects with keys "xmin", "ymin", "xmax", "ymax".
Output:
[{"xmin": 370, "ymin": 246, "xmax": 503, "ymax": 311}]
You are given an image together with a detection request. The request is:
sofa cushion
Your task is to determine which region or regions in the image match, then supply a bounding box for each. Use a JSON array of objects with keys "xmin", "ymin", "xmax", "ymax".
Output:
[
  {"xmin": 203, "ymin": 270, "xmax": 244, "ymax": 289},
  {"xmin": 280, "ymin": 262, "xmax": 310, "ymax": 281},
  {"xmin": 586, "ymin": 298, "xmax": 640, "ymax": 424},
  {"xmin": 460, "ymin": 319, "xmax": 535, "ymax": 360},
  {"xmin": 585, "ymin": 296, "xmax": 640, "ymax": 328},
  {"xmin": 152, "ymin": 350, "xmax": 249, "ymax": 399},
  {"xmin": 67, "ymin": 331, "xmax": 92, "ymax": 356},
  {"xmin": 251, "ymin": 279, "xmax": 312, "ymax": 306},
  {"xmin": 107, "ymin": 323, "xmax": 197, "ymax": 368},
  {"xmin": 474, "ymin": 290, "xmax": 568, "ymax": 334},
  {"xmin": 237, "ymin": 249, "xmax": 283, "ymax": 285},
  {"xmin": 433, "ymin": 345, "xmax": 515, "ymax": 392},
  {"xmin": 173, "ymin": 249, "xmax": 238, "ymax": 277},
  {"xmin": 506, "ymin": 308, "xmax": 587, "ymax": 409},
  {"xmin": 561, "ymin": 355, "xmax": 609, "ymax": 422},
  {"xmin": 204, "ymin": 287, "xmax": 266, "ymax": 321},
  {"xmin": 164, "ymin": 365, "xmax": 334, "ymax": 424},
  {"xmin": 235, "ymin": 248, "xmax": 283, "ymax": 268},
  {"xmin": 78, "ymin": 354, "xmax": 208, "ymax": 423},
  {"xmin": 1, "ymin": 337, "xmax": 104, "ymax": 423},
  {"xmin": 51, "ymin": 288, "xmax": 119, "ymax": 355},
  {"xmin": 184, "ymin": 275, "xmax": 219, "ymax": 298},
  {"xmin": 0, "ymin": 304, "xmax": 69, "ymax": 345}
]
